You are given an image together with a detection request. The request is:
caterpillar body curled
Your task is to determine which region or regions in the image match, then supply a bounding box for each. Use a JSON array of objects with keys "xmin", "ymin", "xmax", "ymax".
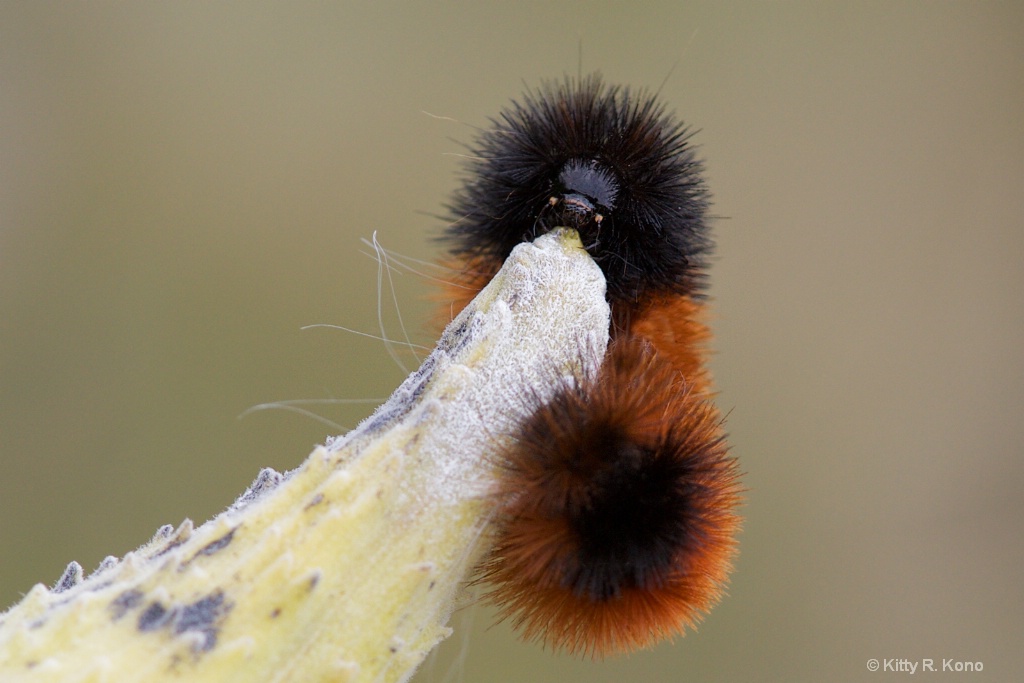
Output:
[{"xmin": 437, "ymin": 74, "xmax": 741, "ymax": 656}]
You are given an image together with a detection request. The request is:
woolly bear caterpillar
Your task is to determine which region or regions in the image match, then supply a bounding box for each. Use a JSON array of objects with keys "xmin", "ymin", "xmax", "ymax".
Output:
[{"xmin": 438, "ymin": 74, "xmax": 742, "ymax": 657}]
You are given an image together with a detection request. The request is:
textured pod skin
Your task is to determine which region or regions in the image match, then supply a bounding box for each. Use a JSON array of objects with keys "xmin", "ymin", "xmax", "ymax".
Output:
[{"xmin": 0, "ymin": 231, "xmax": 611, "ymax": 683}]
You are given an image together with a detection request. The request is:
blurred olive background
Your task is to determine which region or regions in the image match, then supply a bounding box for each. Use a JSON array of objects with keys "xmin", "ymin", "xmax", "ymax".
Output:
[{"xmin": 2, "ymin": 3, "xmax": 1021, "ymax": 681}]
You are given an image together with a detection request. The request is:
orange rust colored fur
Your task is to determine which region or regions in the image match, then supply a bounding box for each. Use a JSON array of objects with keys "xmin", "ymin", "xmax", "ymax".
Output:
[
  {"xmin": 436, "ymin": 256, "xmax": 715, "ymax": 394},
  {"xmin": 478, "ymin": 338, "xmax": 740, "ymax": 656}
]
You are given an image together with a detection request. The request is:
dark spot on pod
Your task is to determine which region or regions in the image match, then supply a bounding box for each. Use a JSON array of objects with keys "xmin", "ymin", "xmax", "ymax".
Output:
[
  {"xmin": 92, "ymin": 556, "xmax": 120, "ymax": 576},
  {"xmin": 138, "ymin": 602, "xmax": 174, "ymax": 632},
  {"xmin": 52, "ymin": 561, "xmax": 83, "ymax": 593},
  {"xmin": 192, "ymin": 528, "xmax": 236, "ymax": 560},
  {"xmin": 174, "ymin": 591, "xmax": 231, "ymax": 652},
  {"xmin": 136, "ymin": 591, "xmax": 232, "ymax": 654},
  {"xmin": 110, "ymin": 589, "xmax": 144, "ymax": 620},
  {"xmin": 358, "ymin": 355, "xmax": 437, "ymax": 436},
  {"xmin": 436, "ymin": 314, "xmax": 474, "ymax": 357},
  {"xmin": 231, "ymin": 468, "xmax": 284, "ymax": 510},
  {"xmin": 153, "ymin": 520, "xmax": 194, "ymax": 559}
]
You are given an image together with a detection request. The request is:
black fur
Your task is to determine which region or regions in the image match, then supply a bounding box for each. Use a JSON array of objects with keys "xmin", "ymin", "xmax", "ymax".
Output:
[
  {"xmin": 444, "ymin": 73, "xmax": 712, "ymax": 303},
  {"xmin": 508, "ymin": 374, "xmax": 728, "ymax": 604}
]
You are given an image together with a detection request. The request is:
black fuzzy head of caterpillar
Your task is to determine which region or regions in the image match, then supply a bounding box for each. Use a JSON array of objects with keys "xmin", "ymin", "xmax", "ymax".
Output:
[{"xmin": 444, "ymin": 74, "xmax": 714, "ymax": 305}]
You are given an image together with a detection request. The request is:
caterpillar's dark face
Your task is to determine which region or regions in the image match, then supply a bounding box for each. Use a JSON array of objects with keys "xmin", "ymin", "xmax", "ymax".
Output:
[
  {"xmin": 445, "ymin": 74, "xmax": 712, "ymax": 304},
  {"xmin": 546, "ymin": 159, "xmax": 618, "ymax": 231}
]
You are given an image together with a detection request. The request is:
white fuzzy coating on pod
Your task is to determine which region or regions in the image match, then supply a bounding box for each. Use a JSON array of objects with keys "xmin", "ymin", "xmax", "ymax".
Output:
[{"xmin": 0, "ymin": 229, "xmax": 610, "ymax": 683}]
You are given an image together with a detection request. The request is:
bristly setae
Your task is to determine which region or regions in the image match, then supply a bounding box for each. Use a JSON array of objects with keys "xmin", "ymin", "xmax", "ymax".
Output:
[
  {"xmin": 437, "ymin": 74, "xmax": 742, "ymax": 657},
  {"xmin": 443, "ymin": 73, "xmax": 712, "ymax": 309},
  {"xmin": 478, "ymin": 339, "xmax": 740, "ymax": 656}
]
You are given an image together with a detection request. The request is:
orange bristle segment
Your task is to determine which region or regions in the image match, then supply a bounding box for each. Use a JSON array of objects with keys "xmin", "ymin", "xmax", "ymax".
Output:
[
  {"xmin": 431, "ymin": 255, "xmax": 500, "ymax": 330},
  {"xmin": 478, "ymin": 337, "xmax": 741, "ymax": 657},
  {"xmin": 437, "ymin": 259, "xmax": 716, "ymax": 399},
  {"xmin": 624, "ymin": 294, "xmax": 715, "ymax": 396}
]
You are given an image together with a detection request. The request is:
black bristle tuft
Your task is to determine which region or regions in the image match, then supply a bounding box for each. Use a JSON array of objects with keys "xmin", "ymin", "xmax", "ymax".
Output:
[
  {"xmin": 444, "ymin": 73, "xmax": 712, "ymax": 304},
  {"xmin": 479, "ymin": 338, "xmax": 740, "ymax": 656}
]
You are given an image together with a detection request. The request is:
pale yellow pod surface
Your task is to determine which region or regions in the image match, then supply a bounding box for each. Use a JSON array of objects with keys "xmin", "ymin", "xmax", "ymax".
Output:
[{"xmin": 0, "ymin": 229, "xmax": 610, "ymax": 683}]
